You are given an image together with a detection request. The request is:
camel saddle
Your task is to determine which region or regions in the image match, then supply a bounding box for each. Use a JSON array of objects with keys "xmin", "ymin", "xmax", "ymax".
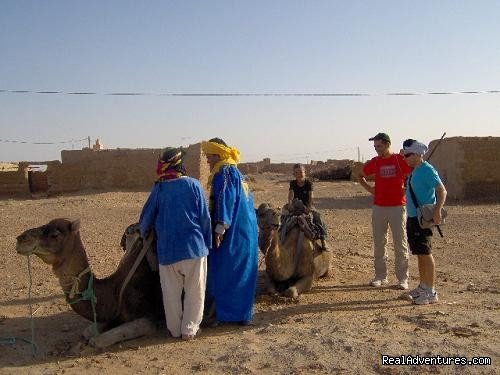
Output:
[{"xmin": 279, "ymin": 200, "xmax": 321, "ymax": 243}]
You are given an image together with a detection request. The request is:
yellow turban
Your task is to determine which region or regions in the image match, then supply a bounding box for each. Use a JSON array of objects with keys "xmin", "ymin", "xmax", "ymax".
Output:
[{"xmin": 201, "ymin": 140, "xmax": 242, "ymax": 188}]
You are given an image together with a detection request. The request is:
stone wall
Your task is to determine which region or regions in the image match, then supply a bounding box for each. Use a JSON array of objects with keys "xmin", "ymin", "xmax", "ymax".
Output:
[
  {"xmin": 239, "ymin": 159, "xmax": 356, "ymax": 180},
  {"xmin": 0, "ymin": 143, "xmax": 208, "ymax": 197},
  {"xmin": 2, "ymin": 137, "xmax": 498, "ymax": 200},
  {"xmin": 428, "ymin": 136, "xmax": 500, "ymax": 200},
  {"xmin": 49, "ymin": 143, "xmax": 207, "ymax": 195},
  {"xmin": 0, "ymin": 167, "xmax": 30, "ymax": 197},
  {"xmin": 309, "ymin": 160, "xmax": 355, "ymax": 180}
]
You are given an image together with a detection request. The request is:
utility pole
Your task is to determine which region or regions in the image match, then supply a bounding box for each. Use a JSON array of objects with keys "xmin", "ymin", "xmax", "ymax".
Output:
[
  {"xmin": 357, "ymin": 146, "xmax": 360, "ymax": 162},
  {"xmin": 88, "ymin": 136, "xmax": 91, "ymax": 149}
]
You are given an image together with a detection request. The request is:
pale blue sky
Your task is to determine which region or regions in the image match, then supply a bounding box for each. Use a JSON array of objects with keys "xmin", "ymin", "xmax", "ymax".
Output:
[{"xmin": 1, "ymin": 1, "xmax": 499, "ymax": 163}]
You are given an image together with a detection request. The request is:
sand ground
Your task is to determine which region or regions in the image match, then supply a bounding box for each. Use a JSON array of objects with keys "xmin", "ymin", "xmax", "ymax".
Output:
[{"xmin": 0, "ymin": 173, "xmax": 498, "ymax": 374}]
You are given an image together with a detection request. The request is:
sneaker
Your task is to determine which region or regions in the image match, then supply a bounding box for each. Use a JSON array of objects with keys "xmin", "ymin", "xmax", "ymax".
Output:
[
  {"xmin": 397, "ymin": 280, "xmax": 409, "ymax": 290},
  {"xmin": 370, "ymin": 278, "xmax": 389, "ymax": 287},
  {"xmin": 414, "ymin": 290, "xmax": 439, "ymax": 305},
  {"xmin": 402, "ymin": 285, "xmax": 425, "ymax": 301}
]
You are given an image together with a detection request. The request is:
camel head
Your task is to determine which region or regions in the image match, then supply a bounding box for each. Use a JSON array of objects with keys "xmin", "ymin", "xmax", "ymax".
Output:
[
  {"xmin": 256, "ymin": 203, "xmax": 280, "ymax": 230},
  {"xmin": 256, "ymin": 203, "xmax": 280, "ymax": 255},
  {"xmin": 120, "ymin": 222, "xmax": 142, "ymax": 253},
  {"xmin": 16, "ymin": 218, "xmax": 81, "ymax": 265},
  {"xmin": 120, "ymin": 222, "xmax": 159, "ymax": 272}
]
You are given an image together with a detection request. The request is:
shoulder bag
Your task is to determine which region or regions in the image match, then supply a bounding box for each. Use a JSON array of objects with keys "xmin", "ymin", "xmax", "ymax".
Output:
[{"xmin": 408, "ymin": 176, "xmax": 447, "ymax": 237}]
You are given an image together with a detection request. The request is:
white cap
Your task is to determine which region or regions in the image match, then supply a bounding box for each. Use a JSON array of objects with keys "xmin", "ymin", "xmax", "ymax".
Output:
[{"xmin": 403, "ymin": 140, "xmax": 428, "ymax": 155}]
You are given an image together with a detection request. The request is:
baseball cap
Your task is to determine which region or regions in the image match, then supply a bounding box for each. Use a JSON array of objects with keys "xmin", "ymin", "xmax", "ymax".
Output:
[
  {"xmin": 403, "ymin": 139, "xmax": 428, "ymax": 155},
  {"xmin": 368, "ymin": 132, "xmax": 391, "ymax": 143}
]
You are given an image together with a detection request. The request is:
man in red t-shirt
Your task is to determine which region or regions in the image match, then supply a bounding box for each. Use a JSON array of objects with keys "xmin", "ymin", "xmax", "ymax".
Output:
[{"xmin": 358, "ymin": 132, "xmax": 412, "ymax": 290}]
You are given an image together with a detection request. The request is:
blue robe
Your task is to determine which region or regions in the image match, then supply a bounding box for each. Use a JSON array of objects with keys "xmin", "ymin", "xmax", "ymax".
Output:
[{"xmin": 207, "ymin": 165, "xmax": 258, "ymax": 322}]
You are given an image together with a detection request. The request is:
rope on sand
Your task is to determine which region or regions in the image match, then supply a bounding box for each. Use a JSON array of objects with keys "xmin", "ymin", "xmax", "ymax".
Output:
[{"xmin": 0, "ymin": 255, "xmax": 38, "ymax": 357}]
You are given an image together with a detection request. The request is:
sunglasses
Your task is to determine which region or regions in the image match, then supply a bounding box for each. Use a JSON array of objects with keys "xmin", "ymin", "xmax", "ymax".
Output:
[{"xmin": 404, "ymin": 153, "xmax": 415, "ymax": 158}]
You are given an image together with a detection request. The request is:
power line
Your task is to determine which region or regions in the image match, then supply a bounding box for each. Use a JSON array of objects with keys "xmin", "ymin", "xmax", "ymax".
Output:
[
  {"xmin": 1, "ymin": 89, "xmax": 499, "ymax": 97},
  {"xmin": 0, "ymin": 137, "xmax": 88, "ymax": 145},
  {"xmin": 245, "ymin": 146, "xmax": 357, "ymax": 158},
  {"xmin": 243, "ymin": 147, "xmax": 359, "ymax": 164}
]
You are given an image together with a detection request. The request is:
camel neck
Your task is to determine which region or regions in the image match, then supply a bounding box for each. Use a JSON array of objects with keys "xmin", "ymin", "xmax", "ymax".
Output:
[{"xmin": 52, "ymin": 235, "xmax": 93, "ymax": 296}]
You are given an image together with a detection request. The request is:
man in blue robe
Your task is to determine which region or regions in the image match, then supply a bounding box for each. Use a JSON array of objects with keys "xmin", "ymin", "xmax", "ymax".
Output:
[{"xmin": 202, "ymin": 138, "xmax": 258, "ymax": 325}]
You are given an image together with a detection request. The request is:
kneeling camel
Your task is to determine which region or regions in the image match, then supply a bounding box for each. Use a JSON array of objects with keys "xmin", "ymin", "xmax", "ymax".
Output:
[
  {"xmin": 256, "ymin": 203, "xmax": 331, "ymax": 298},
  {"xmin": 16, "ymin": 218, "xmax": 163, "ymax": 348}
]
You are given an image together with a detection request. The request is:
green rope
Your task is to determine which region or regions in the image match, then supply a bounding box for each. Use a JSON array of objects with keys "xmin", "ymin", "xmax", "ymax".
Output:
[
  {"xmin": 1, "ymin": 254, "xmax": 100, "ymax": 355},
  {"xmin": 27, "ymin": 255, "xmax": 37, "ymax": 356},
  {"xmin": 0, "ymin": 255, "xmax": 38, "ymax": 356},
  {"xmin": 67, "ymin": 273, "xmax": 99, "ymax": 336},
  {"xmin": 0, "ymin": 337, "xmax": 16, "ymax": 345}
]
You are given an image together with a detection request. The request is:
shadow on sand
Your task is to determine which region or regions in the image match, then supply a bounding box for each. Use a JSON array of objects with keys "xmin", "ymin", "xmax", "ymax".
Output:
[
  {"xmin": 1, "ymin": 274, "xmax": 409, "ymax": 368},
  {"xmin": 315, "ymin": 195, "xmax": 372, "ymax": 210},
  {"xmin": 2, "ymin": 293, "xmax": 64, "ymax": 307}
]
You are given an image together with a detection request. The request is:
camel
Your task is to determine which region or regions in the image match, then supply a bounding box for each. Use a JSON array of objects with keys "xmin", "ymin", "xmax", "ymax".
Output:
[
  {"xmin": 256, "ymin": 203, "xmax": 331, "ymax": 298},
  {"xmin": 16, "ymin": 218, "xmax": 163, "ymax": 348}
]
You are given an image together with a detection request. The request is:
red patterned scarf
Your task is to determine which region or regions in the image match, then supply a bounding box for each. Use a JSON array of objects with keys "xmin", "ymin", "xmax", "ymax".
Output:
[{"xmin": 156, "ymin": 151, "xmax": 186, "ymax": 181}]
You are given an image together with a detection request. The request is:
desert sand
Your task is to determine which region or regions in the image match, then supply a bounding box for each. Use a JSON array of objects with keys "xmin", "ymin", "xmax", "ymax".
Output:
[{"xmin": 0, "ymin": 173, "xmax": 498, "ymax": 374}]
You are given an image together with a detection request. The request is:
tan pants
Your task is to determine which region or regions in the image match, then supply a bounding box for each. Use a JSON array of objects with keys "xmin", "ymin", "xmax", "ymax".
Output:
[
  {"xmin": 159, "ymin": 257, "xmax": 207, "ymax": 337},
  {"xmin": 371, "ymin": 205, "xmax": 409, "ymax": 283}
]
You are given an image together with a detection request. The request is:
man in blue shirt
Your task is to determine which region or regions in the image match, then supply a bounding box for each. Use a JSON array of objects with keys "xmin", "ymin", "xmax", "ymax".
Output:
[
  {"xmin": 402, "ymin": 139, "xmax": 447, "ymax": 305},
  {"xmin": 139, "ymin": 147, "xmax": 211, "ymax": 340}
]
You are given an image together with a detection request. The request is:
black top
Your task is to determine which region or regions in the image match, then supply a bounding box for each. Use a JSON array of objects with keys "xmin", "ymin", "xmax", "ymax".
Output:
[{"xmin": 289, "ymin": 179, "xmax": 313, "ymax": 206}]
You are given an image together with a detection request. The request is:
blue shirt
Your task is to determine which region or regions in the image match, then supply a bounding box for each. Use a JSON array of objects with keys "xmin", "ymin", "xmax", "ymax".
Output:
[
  {"xmin": 406, "ymin": 161, "xmax": 443, "ymax": 218},
  {"xmin": 139, "ymin": 176, "xmax": 211, "ymax": 265}
]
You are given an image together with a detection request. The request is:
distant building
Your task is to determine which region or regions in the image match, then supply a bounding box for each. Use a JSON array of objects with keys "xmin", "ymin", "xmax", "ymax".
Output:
[{"xmin": 92, "ymin": 138, "xmax": 104, "ymax": 151}]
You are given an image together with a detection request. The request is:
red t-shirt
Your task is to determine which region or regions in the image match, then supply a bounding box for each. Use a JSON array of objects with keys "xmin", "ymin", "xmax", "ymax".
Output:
[{"xmin": 362, "ymin": 153, "xmax": 411, "ymax": 206}]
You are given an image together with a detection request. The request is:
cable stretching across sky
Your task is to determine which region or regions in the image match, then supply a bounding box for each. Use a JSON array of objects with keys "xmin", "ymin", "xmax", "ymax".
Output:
[{"xmin": 1, "ymin": 89, "xmax": 499, "ymax": 97}]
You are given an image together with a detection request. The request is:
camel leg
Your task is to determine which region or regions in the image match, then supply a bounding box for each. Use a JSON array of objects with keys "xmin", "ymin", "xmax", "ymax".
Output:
[
  {"xmin": 285, "ymin": 275, "xmax": 314, "ymax": 298},
  {"xmin": 88, "ymin": 318, "xmax": 156, "ymax": 348},
  {"xmin": 265, "ymin": 273, "xmax": 279, "ymax": 295},
  {"xmin": 314, "ymin": 252, "xmax": 332, "ymax": 278},
  {"xmin": 82, "ymin": 322, "xmax": 110, "ymax": 340}
]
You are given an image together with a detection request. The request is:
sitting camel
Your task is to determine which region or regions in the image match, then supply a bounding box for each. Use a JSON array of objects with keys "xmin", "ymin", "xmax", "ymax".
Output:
[
  {"xmin": 16, "ymin": 218, "xmax": 163, "ymax": 348},
  {"xmin": 256, "ymin": 203, "xmax": 331, "ymax": 298}
]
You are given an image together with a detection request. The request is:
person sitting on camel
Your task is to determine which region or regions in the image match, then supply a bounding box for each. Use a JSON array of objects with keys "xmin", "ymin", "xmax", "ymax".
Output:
[{"xmin": 287, "ymin": 163, "xmax": 329, "ymax": 250}]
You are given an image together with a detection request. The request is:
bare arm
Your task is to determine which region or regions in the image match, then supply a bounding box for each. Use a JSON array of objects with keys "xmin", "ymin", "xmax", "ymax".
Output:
[
  {"xmin": 357, "ymin": 171, "xmax": 375, "ymax": 195},
  {"xmin": 433, "ymin": 183, "xmax": 447, "ymax": 224},
  {"xmin": 307, "ymin": 190, "xmax": 314, "ymax": 211},
  {"xmin": 288, "ymin": 189, "xmax": 294, "ymax": 205}
]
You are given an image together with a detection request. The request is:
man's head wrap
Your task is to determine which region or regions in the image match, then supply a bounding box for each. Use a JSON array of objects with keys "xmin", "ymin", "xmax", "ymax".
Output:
[
  {"xmin": 156, "ymin": 147, "xmax": 186, "ymax": 181},
  {"xmin": 201, "ymin": 138, "xmax": 247, "ymax": 195},
  {"xmin": 201, "ymin": 138, "xmax": 240, "ymax": 165}
]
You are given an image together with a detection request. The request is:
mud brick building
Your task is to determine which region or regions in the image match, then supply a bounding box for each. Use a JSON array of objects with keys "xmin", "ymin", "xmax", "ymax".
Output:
[{"xmin": 0, "ymin": 143, "xmax": 209, "ymax": 198}]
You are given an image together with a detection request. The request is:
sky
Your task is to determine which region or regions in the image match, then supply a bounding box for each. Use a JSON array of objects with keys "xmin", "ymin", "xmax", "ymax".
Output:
[{"xmin": 1, "ymin": 1, "xmax": 499, "ymax": 164}]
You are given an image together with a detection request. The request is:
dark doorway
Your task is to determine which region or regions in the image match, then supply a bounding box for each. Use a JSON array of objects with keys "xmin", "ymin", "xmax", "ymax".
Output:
[{"xmin": 27, "ymin": 165, "xmax": 48, "ymax": 196}]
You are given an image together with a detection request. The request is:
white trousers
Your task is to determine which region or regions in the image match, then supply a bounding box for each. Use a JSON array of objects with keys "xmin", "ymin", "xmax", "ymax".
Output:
[
  {"xmin": 159, "ymin": 257, "xmax": 207, "ymax": 337},
  {"xmin": 371, "ymin": 205, "xmax": 409, "ymax": 282}
]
